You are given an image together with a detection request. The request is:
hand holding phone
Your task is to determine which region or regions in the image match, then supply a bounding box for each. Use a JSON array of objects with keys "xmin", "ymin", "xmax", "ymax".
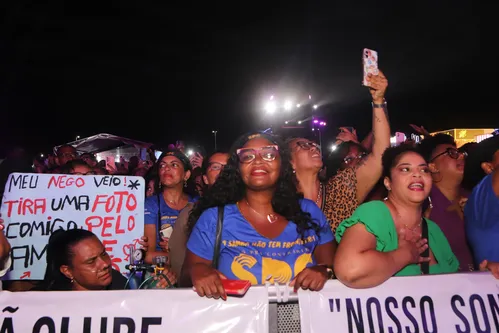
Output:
[
  {"xmin": 193, "ymin": 278, "xmax": 251, "ymax": 298},
  {"xmin": 221, "ymin": 279, "xmax": 251, "ymax": 297},
  {"xmin": 336, "ymin": 127, "xmax": 359, "ymax": 144},
  {"xmin": 362, "ymin": 48, "xmax": 379, "ymax": 86}
]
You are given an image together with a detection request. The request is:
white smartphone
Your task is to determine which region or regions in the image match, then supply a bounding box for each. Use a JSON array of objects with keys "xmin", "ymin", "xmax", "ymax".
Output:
[
  {"xmin": 362, "ymin": 48, "xmax": 379, "ymax": 86},
  {"xmin": 160, "ymin": 225, "xmax": 173, "ymax": 239}
]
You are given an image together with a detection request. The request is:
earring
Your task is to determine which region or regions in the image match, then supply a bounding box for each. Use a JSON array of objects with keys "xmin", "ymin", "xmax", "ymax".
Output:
[
  {"xmin": 386, "ymin": 187, "xmax": 391, "ymax": 191},
  {"xmin": 70, "ymin": 278, "xmax": 74, "ymax": 283},
  {"xmin": 184, "ymin": 180, "xmax": 188, "ymax": 188},
  {"xmin": 292, "ymin": 169, "xmax": 296, "ymax": 174},
  {"xmin": 428, "ymin": 196, "xmax": 433, "ymax": 209}
]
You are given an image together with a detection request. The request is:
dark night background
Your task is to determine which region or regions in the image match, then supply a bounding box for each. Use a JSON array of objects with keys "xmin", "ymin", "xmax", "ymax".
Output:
[{"xmin": 0, "ymin": 1, "xmax": 492, "ymax": 155}]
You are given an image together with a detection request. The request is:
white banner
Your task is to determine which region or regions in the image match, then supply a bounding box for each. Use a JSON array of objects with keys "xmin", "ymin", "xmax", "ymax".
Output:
[
  {"xmin": 0, "ymin": 173, "xmax": 145, "ymax": 279},
  {"xmin": 0, "ymin": 288, "xmax": 269, "ymax": 333},
  {"xmin": 299, "ymin": 272, "xmax": 499, "ymax": 333}
]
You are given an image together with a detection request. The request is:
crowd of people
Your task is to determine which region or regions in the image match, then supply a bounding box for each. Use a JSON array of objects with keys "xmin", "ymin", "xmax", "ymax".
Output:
[{"xmin": 1, "ymin": 70, "xmax": 499, "ymax": 299}]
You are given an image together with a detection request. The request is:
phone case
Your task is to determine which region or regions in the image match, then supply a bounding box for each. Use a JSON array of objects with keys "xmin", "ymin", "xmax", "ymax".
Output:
[
  {"xmin": 362, "ymin": 48, "xmax": 379, "ymax": 86},
  {"xmin": 222, "ymin": 279, "xmax": 251, "ymax": 296}
]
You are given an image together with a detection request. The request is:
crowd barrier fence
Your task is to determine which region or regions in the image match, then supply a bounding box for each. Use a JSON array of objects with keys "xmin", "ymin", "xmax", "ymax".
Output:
[{"xmin": 1, "ymin": 272, "xmax": 498, "ymax": 333}]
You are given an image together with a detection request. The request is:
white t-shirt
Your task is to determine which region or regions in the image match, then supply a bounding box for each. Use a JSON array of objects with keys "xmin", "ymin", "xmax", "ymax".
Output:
[{"xmin": 0, "ymin": 256, "xmax": 12, "ymax": 290}]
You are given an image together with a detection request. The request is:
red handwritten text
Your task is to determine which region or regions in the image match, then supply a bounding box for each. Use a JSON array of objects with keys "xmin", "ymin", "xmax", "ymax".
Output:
[
  {"xmin": 91, "ymin": 191, "xmax": 137, "ymax": 214},
  {"xmin": 48, "ymin": 175, "xmax": 86, "ymax": 189},
  {"xmin": 3, "ymin": 198, "xmax": 46, "ymax": 217}
]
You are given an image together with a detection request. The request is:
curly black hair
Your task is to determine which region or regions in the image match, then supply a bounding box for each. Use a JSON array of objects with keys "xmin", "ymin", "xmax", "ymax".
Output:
[
  {"xmin": 187, "ymin": 133, "xmax": 321, "ymax": 239},
  {"xmin": 382, "ymin": 144, "xmax": 423, "ymax": 179}
]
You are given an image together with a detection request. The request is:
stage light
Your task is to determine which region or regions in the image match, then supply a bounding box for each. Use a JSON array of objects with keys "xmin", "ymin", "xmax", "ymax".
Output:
[{"xmin": 264, "ymin": 100, "xmax": 277, "ymax": 113}]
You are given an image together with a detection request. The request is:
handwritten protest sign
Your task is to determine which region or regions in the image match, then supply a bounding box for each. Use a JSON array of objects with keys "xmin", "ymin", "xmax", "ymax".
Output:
[{"xmin": 0, "ymin": 173, "xmax": 144, "ymax": 280}]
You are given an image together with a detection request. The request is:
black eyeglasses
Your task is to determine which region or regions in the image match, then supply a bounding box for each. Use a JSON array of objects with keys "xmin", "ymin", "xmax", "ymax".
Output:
[
  {"xmin": 430, "ymin": 148, "xmax": 467, "ymax": 162},
  {"xmin": 344, "ymin": 152, "xmax": 367, "ymax": 164},
  {"xmin": 296, "ymin": 141, "xmax": 321, "ymax": 151},
  {"xmin": 236, "ymin": 145, "xmax": 279, "ymax": 163}
]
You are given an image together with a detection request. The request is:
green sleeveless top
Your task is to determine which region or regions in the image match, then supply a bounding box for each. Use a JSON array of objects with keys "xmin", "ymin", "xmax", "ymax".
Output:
[{"xmin": 336, "ymin": 200, "xmax": 459, "ymax": 276}]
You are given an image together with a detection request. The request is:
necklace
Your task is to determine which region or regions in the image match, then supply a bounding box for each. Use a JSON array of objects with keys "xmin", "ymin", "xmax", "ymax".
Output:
[
  {"xmin": 245, "ymin": 200, "xmax": 278, "ymax": 223},
  {"xmin": 404, "ymin": 218, "xmax": 422, "ymax": 233},
  {"xmin": 316, "ymin": 182, "xmax": 323, "ymax": 205}
]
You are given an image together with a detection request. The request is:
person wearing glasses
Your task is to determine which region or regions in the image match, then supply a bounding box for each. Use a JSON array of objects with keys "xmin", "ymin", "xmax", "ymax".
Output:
[
  {"xmin": 323, "ymin": 70, "xmax": 391, "ymax": 234},
  {"xmin": 288, "ymin": 139, "xmax": 326, "ymax": 210},
  {"xmin": 419, "ymin": 134, "xmax": 474, "ymax": 271},
  {"xmin": 181, "ymin": 132, "xmax": 334, "ymax": 300},
  {"xmin": 168, "ymin": 151, "xmax": 229, "ymax": 277}
]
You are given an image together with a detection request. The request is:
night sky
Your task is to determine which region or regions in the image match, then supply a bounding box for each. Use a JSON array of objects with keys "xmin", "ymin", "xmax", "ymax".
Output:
[{"xmin": 0, "ymin": 1, "xmax": 491, "ymax": 155}]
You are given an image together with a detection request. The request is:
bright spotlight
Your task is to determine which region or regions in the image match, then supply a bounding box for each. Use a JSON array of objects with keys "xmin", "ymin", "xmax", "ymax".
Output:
[
  {"xmin": 331, "ymin": 145, "xmax": 337, "ymax": 151},
  {"xmin": 313, "ymin": 104, "xmax": 318, "ymax": 109},
  {"xmin": 187, "ymin": 149, "xmax": 194, "ymax": 156},
  {"xmin": 298, "ymin": 120, "xmax": 302, "ymax": 124},
  {"xmin": 265, "ymin": 100, "xmax": 277, "ymax": 113},
  {"xmin": 283, "ymin": 100, "xmax": 293, "ymax": 111},
  {"xmin": 312, "ymin": 128, "xmax": 315, "ymax": 131},
  {"xmin": 296, "ymin": 104, "xmax": 301, "ymax": 108},
  {"xmin": 285, "ymin": 121, "xmax": 288, "ymax": 124}
]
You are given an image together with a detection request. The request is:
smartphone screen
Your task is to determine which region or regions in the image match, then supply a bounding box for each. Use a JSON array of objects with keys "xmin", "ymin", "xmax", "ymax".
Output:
[{"xmin": 363, "ymin": 48, "xmax": 379, "ymax": 86}]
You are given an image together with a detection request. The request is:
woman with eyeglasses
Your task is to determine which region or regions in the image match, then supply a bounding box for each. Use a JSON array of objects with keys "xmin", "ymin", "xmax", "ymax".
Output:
[
  {"xmin": 168, "ymin": 151, "xmax": 229, "ymax": 277},
  {"xmin": 181, "ymin": 133, "xmax": 335, "ymax": 300},
  {"xmin": 334, "ymin": 145, "xmax": 458, "ymax": 289},
  {"xmin": 418, "ymin": 134, "xmax": 474, "ymax": 272},
  {"xmin": 322, "ymin": 71, "xmax": 391, "ymax": 233},
  {"xmin": 288, "ymin": 139, "xmax": 326, "ymax": 210}
]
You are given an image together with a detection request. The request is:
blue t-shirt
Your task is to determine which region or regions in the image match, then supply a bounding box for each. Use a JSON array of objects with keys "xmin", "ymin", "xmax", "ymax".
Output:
[
  {"xmin": 186, "ymin": 199, "xmax": 334, "ymax": 285},
  {"xmin": 465, "ymin": 174, "xmax": 499, "ymax": 263},
  {"xmin": 144, "ymin": 194, "xmax": 196, "ymax": 250}
]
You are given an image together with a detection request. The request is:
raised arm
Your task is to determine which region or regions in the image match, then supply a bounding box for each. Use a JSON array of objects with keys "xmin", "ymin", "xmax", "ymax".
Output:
[
  {"xmin": 355, "ymin": 71, "xmax": 390, "ymax": 202},
  {"xmin": 334, "ymin": 223, "xmax": 427, "ymax": 288}
]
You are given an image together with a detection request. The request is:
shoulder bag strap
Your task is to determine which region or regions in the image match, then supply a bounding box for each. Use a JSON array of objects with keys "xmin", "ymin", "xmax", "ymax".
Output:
[
  {"xmin": 421, "ymin": 218, "xmax": 430, "ymax": 275},
  {"xmin": 320, "ymin": 182, "xmax": 327, "ymax": 212},
  {"xmin": 212, "ymin": 206, "xmax": 225, "ymax": 269},
  {"xmin": 156, "ymin": 194, "xmax": 162, "ymax": 238}
]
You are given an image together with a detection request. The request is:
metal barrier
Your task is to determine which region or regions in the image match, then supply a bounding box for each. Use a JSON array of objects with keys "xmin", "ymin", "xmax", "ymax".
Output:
[{"xmin": 265, "ymin": 283, "xmax": 300, "ymax": 333}]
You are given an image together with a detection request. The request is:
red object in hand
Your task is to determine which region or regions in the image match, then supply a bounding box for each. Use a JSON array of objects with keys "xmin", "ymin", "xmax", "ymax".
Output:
[{"xmin": 222, "ymin": 279, "xmax": 251, "ymax": 297}]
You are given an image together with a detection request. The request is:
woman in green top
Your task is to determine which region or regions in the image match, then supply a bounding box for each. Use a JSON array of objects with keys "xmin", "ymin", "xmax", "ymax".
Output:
[{"xmin": 334, "ymin": 145, "xmax": 459, "ymax": 288}]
